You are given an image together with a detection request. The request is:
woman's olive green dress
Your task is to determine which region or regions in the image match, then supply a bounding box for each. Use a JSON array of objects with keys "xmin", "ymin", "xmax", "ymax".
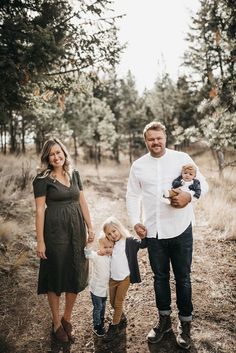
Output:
[{"xmin": 33, "ymin": 170, "xmax": 88, "ymax": 296}]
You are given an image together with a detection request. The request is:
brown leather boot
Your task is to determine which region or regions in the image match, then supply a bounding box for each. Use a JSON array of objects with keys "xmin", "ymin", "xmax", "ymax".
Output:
[
  {"xmin": 53, "ymin": 324, "xmax": 69, "ymax": 343},
  {"xmin": 61, "ymin": 317, "xmax": 75, "ymax": 343},
  {"xmin": 118, "ymin": 313, "xmax": 127, "ymax": 329}
]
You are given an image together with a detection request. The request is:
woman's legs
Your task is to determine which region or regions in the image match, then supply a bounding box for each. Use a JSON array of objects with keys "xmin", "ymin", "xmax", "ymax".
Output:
[
  {"xmin": 63, "ymin": 293, "xmax": 77, "ymax": 322},
  {"xmin": 48, "ymin": 291, "xmax": 70, "ymax": 343},
  {"xmin": 47, "ymin": 292, "xmax": 77, "ymax": 327},
  {"xmin": 47, "ymin": 291, "xmax": 60, "ymax": 330},
  {"xmin": 59, "ymin": 293, "xmax": 77, "ymax": 342}
]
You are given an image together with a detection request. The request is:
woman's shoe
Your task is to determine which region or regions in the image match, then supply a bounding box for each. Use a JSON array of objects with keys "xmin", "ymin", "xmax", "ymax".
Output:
[
  {"xmin": 61, "ymin": 317, "xmax": 75, "ymax": 343},
  {"xmin": 52, "ymin": 324, "xmax": 69, "ymax": 343}
]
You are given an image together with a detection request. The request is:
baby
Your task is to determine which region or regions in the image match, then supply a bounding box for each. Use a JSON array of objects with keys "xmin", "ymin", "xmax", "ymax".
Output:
[
  {"xmin": 84, "ymin": 236, "xmax": 114, "ymax": 337},
  {"xmin": 162, "ymin": 164, "xmax": 201, "ymax": 204}
]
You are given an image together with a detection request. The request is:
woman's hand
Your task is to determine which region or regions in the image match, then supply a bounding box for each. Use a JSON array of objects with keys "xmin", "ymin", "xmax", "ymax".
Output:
[
  {"xmin": 87, "ymin": 229, "xmax": 95, "ymax": 243},
  {"xmin": 36, "ymin": 240, "xmax": 47, "ymax": 259}
]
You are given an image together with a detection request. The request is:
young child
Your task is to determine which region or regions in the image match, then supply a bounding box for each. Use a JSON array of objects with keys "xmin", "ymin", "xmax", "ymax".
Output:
[
  {"xmin": 84, "ymin": 236, "xmax": 114, "ymax": 337},
  {"xmin": 162, "ymin": 164, "xmax": 201, "ymax": 204},
  {"xmin": 102, "ymin": 216, "xmax": 147, "ymax": 342}
]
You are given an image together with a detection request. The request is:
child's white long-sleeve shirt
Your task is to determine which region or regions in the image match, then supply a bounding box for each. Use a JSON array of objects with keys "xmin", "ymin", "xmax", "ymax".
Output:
[
  {"xmin": 111, "ymin": 238, "xmax": 130, "ymax": 281},
  {"xmin": 84, "ymin": 248, "xmax": 111, "ymax": 297}
]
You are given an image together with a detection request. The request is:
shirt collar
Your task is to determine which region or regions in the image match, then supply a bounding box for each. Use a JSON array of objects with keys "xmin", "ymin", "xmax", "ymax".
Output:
[{"xmin": 148, "ymin": 148, "xmax": 168, "ymax": 160}]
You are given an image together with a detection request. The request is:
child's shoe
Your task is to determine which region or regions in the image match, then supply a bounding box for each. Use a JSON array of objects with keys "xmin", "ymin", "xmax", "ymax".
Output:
[
  {"xmin": 118, "ymin": 313, "xmax": 127, "ymax": 329},
  {"xmin": 93, "ymin": 324, "xmax": 105, "ymax": 337}
]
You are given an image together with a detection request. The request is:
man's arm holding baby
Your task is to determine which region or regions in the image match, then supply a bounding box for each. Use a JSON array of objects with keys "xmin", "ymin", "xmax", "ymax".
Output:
[{"xmin": 171, "ymin": 190, "xmax": 192, "ymax": 208}]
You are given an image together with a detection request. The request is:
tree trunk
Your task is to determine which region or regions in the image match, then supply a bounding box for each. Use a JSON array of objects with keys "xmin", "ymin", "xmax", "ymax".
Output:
[
  {"xmin": 216, "ymin": 45, "xmax": 224, "ymax": 79},
  {"xmin": 98, "ymin": 145, "xmax": 101, "ymax": 164},
  {"xmin": 94, "ymin": 143, "xmax": 98, "ymax": 170},
  {"xmin": 0, "ymin": 125, "xmax": 3, "ymax": 153},
  {"xmin": 35, "ymin": 132, "xmax": 44, "ymax": 155},
  {"xmin": 9, "ymin": 111, "xmax": 17, "ymax": 153},
  {"xmin": 216, "ymin": 149, "xmax": 225, "ymax": 178},
  {"xmin": 3, "ymin": 124, "xmax": 7, "ymax": 154},
  {"xmin": 114, "ymin": 118, "xmax": 120, "ymax": 164},
  {"xmin": 113, "ymin": 141, "xmax": 120, "ymax": 164},
  {"xmin": 21, "ymin": 116, "xmax": 26, "ymax": 154},
  {"xmin": 129, "ymin": 132, "xmax": 133, "ymax": 165},
  {"xmin": 72, "ymin": 132, "xmax": 78, "ymax": 158}
]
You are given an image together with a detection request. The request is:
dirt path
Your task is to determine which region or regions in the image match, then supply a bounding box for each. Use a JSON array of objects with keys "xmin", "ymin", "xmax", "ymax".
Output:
[{"xmin": 0, "ymin": 172, "xmax": 235, "ymax": 353}]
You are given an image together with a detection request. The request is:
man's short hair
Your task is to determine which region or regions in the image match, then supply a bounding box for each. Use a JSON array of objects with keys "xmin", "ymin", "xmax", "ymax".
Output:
[{"xmin": 143, "ymin": 121, "xmax": 166, "ymax": 139}]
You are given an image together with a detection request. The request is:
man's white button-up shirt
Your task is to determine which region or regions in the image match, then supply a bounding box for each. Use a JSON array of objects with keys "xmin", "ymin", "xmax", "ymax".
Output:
[{"xmin": 126, "ymin": 149, "xmax": 208, "ymax": 239}]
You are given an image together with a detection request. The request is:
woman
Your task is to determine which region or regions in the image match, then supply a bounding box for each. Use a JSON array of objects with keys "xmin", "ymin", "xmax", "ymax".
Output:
[{"xmin": 33, "ymin": 138, "xmax": 94, "ymax": 343}]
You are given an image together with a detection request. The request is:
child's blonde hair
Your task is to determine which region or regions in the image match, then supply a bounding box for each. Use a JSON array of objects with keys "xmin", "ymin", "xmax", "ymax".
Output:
[
  {"xmin": 102, "ymin": 216, "xmax": 130, "ymax": 239},
  {"xmin": 98, "ymin": 236, "xmax": 114, "ymax": 248},
  {"xmin": 182, "ymin": 164, "xmax": 196, "ymax": 176}
]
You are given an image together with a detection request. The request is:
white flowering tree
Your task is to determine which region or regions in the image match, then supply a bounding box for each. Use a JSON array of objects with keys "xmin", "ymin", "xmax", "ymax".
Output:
[
  {"xmin": 144, "ymin": 73, "xmax": 177, "ymax": 145},
  {"xmin": 198, "ymin": 98, "xmax": 236, "ymax": 175},
  {"xmin": 81, "ymin": 98, "xmax": 117, "ymax": 167},
  {"xmin": 64, "ymin": 93, "xmax": 117, "ymax": 166}
]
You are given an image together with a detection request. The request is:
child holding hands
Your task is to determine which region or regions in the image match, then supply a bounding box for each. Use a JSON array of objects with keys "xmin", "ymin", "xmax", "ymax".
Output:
[
  {"xmin": 84, "ymin": 237, "xmax": 114, "ymax": 337},
  {"xmin": 102, "ymin": 217, "xmax": 146, "ymax": 342}
]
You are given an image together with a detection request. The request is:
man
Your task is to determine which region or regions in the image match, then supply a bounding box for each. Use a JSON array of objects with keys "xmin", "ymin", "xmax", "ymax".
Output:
[{"xmin": 126, "ymin": 121, "xmax": 208, "ymax": 349}]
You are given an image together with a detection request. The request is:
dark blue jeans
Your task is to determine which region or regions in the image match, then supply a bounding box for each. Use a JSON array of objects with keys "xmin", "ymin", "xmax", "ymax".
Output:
[
  {"xmin": 90, "ymin": 292, "xmax": 107, "ymax": 327},
  {"xmin": 147, "ymin": 224, "xmax": 193, "ymax": 321}
]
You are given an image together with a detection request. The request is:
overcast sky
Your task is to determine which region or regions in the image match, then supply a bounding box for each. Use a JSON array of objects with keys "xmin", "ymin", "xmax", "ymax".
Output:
[{"xmin": 113, "ymin": 0, "xmax": 200, "ymax": 93}]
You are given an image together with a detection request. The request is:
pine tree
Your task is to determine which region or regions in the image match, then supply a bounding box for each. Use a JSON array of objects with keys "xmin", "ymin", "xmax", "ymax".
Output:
[
  {"xmin": 183, "ymin": 0, "xmax": 236, "ymax": 174},
  {"xmin": 144, "ymin": 73, "xmax": 177, "ymax": 145},
  {"xmin": 0, "ymin": 0, "xmax": 123, "ymax": 152}
]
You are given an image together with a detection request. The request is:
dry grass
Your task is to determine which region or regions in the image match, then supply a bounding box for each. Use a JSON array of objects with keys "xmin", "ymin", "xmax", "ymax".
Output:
[
  {"xmin": 193, "ymin": 150, "xmax": 236, "ymax": 241},
  {"xmin": 203, "ymin": 187, "xmax": 236, "ymax": 240},
  {"xmin": 0, "ymin": 154, "xmax": 36, "ymax": 275},
  {"xmin": 0, "ymin": 217, "xmax": 18, "ymax": 243},
  {"xmin": 0, "ymin": 149, "xmax": 235, "ymax": 253},
  {"xmin": 0, "ymin": 217, "xmax": 29, "ymax": 275},
  {"xmin": 0, "ymin": 154, "xmax": 37, "ymax": 201}
]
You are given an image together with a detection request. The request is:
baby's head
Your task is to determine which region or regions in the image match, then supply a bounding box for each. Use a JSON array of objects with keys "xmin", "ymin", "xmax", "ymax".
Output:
[
  {"xmin": 98, "ymin": 237, "xmax": 114, "ymax": 256},
  {"xmin": 102, "ymin": 216, "xmax": 129, "ymax": 242},
  {"xmin": 181, "ymin": 164, "xmax": 196, "ymax": 182}
]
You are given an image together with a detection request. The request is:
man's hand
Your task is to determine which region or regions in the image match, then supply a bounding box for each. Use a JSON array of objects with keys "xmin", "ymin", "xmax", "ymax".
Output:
[
  {"xmin": 171, "ymin": 189, "xmax": 191, "ymax": 208},
  {"xmin": 134, "ymin": 223, "xmax": 147, "ymax": 239}
]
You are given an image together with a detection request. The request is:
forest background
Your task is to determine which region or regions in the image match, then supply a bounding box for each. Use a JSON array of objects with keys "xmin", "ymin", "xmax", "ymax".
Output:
[
  {"xmin": 0, "ymin": 0, "xmax": 235, "ymax": 171},
  {"xmin": 0, "ymin": 1, "xmax": 235, "ymax": 353}
]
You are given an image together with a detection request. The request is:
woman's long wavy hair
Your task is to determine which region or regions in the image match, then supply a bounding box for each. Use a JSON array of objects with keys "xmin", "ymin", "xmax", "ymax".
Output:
[{"xmin": 38, "ymin": 138, "xmax": 72, "ymax": 178}]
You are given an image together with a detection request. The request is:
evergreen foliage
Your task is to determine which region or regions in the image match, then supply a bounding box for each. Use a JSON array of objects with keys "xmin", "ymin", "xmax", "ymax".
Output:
[
  {"xmin": 0, "ymin": 0, "xmax": 235, "ymax": 171},
  {"xmin": 0, "ymin": 0, "xmax": 123, "ymax": 152},
  {"xmin": 183, "ymin": 0, "xmax": 235, "ymax": 173}
]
